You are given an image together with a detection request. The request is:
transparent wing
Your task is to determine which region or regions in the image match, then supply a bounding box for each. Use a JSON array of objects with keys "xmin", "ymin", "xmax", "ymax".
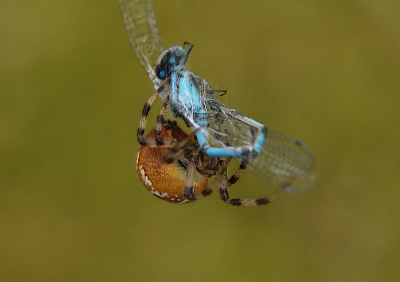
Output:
[
  {"xmin": 176, "ymin": 72, "xmax": 316, "ymax": 192},
  {"xmin": 201, "ymin": 103, "xmax": 261, "ymax": 151},
  {"xmin": 118, "ymin": 0, "xmax": 163, "ymax": 85},
  {"xmin": 246, "ymin": 131, "xmax": 317, "ymax": 193},
  {"xmin": 203, "ymin": 107, "xmax": 317, "ymax": 192},
  {"xmin": 203, "ymin": 101, "xmax": 317, "ymax": 193}
]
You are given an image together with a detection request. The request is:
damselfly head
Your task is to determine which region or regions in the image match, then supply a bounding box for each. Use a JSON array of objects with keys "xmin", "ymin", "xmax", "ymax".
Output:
[{"xmin": 155, "ymin": 46, "xmax": 185, "ymax": 79}]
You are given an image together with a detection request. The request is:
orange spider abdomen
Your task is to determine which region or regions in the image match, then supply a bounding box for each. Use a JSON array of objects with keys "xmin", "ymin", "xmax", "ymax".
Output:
[{"xmin": 136, "ymin": 124, "xmax": 208, "ymax": 203}]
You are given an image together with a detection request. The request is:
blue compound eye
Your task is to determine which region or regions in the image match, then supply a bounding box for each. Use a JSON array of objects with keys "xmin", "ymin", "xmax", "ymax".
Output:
[
  {"xmin": 155, "ymin": 64, "xmax": 167, "ymax": 79},
  {"xmin": 155, "ymin": 45, "xmax": 187, "ymax": 79}
]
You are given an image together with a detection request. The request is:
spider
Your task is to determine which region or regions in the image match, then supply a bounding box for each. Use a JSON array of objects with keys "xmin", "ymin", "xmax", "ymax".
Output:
[{"xmin": 136, "ymin": 119, "xmax": 283, "ymax": 206}]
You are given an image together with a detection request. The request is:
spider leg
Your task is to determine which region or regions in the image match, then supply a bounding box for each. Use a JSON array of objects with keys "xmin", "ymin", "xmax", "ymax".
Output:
[
  {"xmin": 162, "ymin": 128, "xmax": 200, "ymax": 164},
  {"xmin": 228, "ymin": 159, "xmax": 249, "ymax": 186},
  {"xmin": 183, "ymin": 153, "xmax": 199, "ymax": 201},
  {"xmin": 137, "ymin": 79, "xmax": 171, "ymax": 147},
  {"xmin": 220, "ymin": 180, "xmax": 283, "ymax": 206},
  {"xmin": 220, "ymin": 160, "xmax": 284, "ymax": 206},
  {"xmin": 182, "ymin": 151, "xmax": 215, "ymax": 201},
  {"xmin": 154, "ymin": 96, "xmax": 170, "ymax": 146},
  {"xmin": 187, "ymin": 158, "xmax": 229, "ymax": 200},
  {"xmin": 220, "ymin": 189, "xmax": 283, "ymax": 206}
]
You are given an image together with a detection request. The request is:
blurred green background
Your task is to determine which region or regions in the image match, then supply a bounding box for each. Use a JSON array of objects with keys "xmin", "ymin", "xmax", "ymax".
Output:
[{"xmin": 2, "ymin": 0, "xmax": 400, "ymax": 281}]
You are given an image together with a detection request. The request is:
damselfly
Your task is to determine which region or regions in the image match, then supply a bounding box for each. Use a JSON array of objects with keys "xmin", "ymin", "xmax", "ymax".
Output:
[{"xmin": 119, "ymin": 0, "xmax": 317, "ymax": 195}]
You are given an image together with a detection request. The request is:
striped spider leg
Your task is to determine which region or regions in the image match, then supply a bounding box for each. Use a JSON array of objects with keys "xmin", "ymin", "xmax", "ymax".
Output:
[
  {"xmin": 137, "ymin": 79, "xmax": 171, "ymax": 147},
  {"xmin": 136, "ymin": 120, "xmax": 283, "ymax": 206}
]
